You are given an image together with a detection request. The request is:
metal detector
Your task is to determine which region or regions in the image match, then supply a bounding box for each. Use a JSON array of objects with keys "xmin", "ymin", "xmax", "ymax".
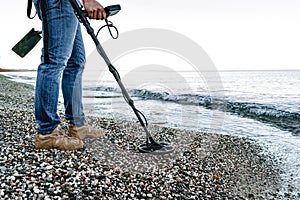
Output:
[{"xmin": 69, "ymin": 0, "xmax": 175, "ymax": 154}]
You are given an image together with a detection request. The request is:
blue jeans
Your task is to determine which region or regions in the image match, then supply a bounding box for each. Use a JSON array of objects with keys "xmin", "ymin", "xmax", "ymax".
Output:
[{"xmin": 34, "ymin": 0, "xmax": 86, "ymax": 134}]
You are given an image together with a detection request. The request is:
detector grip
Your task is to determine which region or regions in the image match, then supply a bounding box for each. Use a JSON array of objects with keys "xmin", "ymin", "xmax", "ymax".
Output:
[{"xmin": 82, "ymin": 4, "xmax": 121, "ymax": 18}]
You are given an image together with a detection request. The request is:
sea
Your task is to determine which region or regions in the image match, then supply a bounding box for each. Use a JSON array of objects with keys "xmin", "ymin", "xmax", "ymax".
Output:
[{"xmin": 2, "ymin": 69, "xmax": 300, "ymax": 195}]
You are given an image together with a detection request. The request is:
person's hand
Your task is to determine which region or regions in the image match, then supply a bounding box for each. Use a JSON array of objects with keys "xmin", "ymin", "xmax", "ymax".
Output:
[{"xmin": 82, "ymin": 0, "xmax": 106, "ymax": 20}]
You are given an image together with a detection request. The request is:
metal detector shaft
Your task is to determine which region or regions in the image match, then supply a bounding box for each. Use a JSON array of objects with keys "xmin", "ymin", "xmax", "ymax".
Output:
[{"xmin": 69, "ymin": 0, "xmax": 154, "ymax": 141}]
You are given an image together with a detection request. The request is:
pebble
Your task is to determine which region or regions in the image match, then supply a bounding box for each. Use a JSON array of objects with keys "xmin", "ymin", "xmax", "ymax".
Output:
[
  {"xmin": 147, "ymin": 193, "xmax": 153, "ymax": 198},
  {"xmin": 46, "ymin": 165, "xmax": 53, "ymax": 170},
  {"xmin": 33, "ymin": 186, "xmax": 40, "ymax": 194},
  {"xmin": 0, "ymin": 74, "xmax": 298, "ymax": 199}
]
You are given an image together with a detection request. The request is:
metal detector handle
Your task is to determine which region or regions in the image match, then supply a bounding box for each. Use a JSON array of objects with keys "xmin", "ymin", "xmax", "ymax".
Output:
[
  {"xmin": 69, "ymin": 0, "xmax": 120, "ymax": 62},
  {"xmin": 80, "ymin": 5, "xmax": 121, "ymax": 18},
  {"xmin": 69, "ymin": 0, "xmax": 98, "ymax": 42}
]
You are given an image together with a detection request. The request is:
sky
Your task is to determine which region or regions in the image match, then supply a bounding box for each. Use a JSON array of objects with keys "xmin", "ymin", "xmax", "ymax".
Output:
[{"xmin": 0, "ymin": 0, "xmax": 300, "ymax": 71}]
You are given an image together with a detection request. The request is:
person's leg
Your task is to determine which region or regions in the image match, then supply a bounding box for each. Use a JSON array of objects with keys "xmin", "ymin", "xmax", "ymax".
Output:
[
  {"xmin": 62, "ymin": 25, "xmax": 86, "ymax": 127},
  {"xmin": 34, "ymin": 0, "xmax": 79, "ymax": 134},
  {"xmin": 33, "ymin": 0, "xmax": 83, "ymax": 150},
  {"xmin": 62, "ymin": 24, "xmax": 105, "ymax": 139}
]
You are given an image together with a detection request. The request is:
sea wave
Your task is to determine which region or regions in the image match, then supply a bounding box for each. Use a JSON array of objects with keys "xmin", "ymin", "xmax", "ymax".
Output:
[{"xmin": 92, "ymin": 86, "xmax": 300, "ymax": 135}]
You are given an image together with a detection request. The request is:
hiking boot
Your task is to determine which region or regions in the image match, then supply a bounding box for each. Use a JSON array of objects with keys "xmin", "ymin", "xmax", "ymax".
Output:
[
  {"xmin": 35, "ymin": 126, "xmax": 83, "ymax": 150},
  {"xmin": 67, "ymin": 124, "xmax": 105, "ymax": 140}
]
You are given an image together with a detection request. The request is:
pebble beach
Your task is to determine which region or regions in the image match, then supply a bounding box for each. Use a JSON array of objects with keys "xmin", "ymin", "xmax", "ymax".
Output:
[{"xmin": 0, "ymin": 74, "xmax": 293, "ymax": 199}]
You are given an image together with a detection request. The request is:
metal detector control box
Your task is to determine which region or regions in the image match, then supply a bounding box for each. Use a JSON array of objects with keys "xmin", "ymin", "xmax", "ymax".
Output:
[{"xmin": 104, "ymin": 5, "xmax": 121, "ymax": 17}]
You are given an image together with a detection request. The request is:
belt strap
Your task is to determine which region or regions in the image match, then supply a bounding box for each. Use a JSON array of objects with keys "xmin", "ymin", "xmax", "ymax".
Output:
[{"xmin": 27, "ymin": 0, "xmax": 37, "ymax": 19}]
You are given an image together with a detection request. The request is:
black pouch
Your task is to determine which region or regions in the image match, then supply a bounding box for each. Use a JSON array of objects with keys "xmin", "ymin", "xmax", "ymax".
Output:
[{"xmin": 12, "ymin": 28, "xmax": 42, "ymax": 58}]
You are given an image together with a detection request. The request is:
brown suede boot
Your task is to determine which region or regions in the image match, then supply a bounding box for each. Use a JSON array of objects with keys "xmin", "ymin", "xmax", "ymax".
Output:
[
  {"xmin": 35, "ymin": 126, "xmax": 83, "ymax": 150},
  {"xmin": 67, "ymin": 124, "xmax": 105, "ymax": 140}
]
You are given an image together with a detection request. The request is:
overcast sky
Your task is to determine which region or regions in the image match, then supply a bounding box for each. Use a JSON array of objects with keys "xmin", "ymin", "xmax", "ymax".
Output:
[{"xmin": 0, "ymin": 0, "xmax": 299, "ymax": 71}]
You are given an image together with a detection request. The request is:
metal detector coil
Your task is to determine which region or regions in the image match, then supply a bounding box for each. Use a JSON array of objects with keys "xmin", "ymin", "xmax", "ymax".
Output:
[{"xmin": 69, "ymin": 0, "xmax": 175, "ymax": 154}]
